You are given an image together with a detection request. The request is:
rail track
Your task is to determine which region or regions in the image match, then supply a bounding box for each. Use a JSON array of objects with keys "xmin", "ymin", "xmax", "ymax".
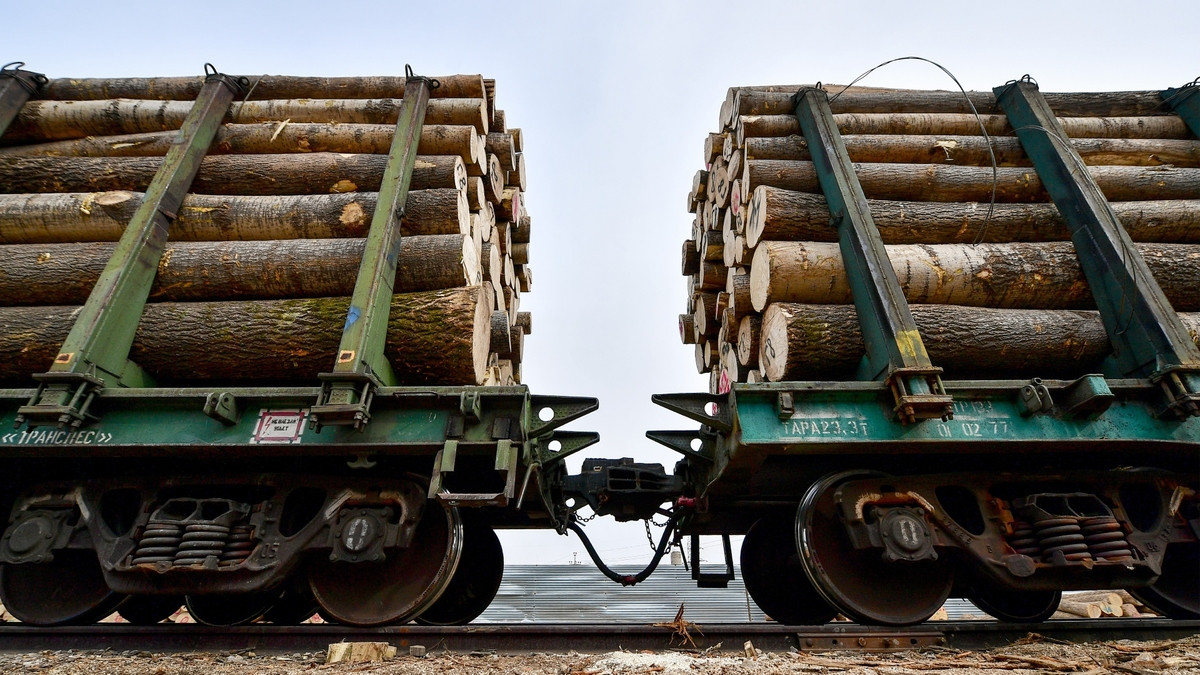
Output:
[{"xmin": 0, "ymin": 619, "xmax": 1195, "ymax": 655}]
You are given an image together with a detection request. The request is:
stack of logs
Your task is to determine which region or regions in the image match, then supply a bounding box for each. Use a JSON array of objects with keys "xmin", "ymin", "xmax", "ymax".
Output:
[
  {"xmin": 680, "ymin": 84, "xmax": 1200, "ymax": 392},
  {"xmin": 1053, "ymin": 590, "xmax": 1155, "ymax": 620},
  {"xmin": 0, "ymin": 73, "xmax": 533, "ymax": 387}
]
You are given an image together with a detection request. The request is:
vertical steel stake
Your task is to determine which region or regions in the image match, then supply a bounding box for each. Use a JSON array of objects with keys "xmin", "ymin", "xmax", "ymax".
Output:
[
  {"xmin": 16, "ymin": 65, "xmax": 247, "ymax": 429},
  {"xmin": 791, "ymin": 87, "xmax": 952, "ymax": 423},
  {"xmin": 996, "ymin": 78, "xmax": 1200, "ymax": 418},
  {"xmin": 310, "ymin": 67, "xmax": 436, "ymax": 431}
]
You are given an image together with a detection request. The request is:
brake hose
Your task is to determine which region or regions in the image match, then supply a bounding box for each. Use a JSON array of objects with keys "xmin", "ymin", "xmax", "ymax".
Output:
[{"xmin": 568, "ymin": 516, "xmax": 678, "ymax": 586}]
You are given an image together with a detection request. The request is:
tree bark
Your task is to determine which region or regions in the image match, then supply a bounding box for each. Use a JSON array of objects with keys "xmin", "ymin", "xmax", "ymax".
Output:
[
  {"xmin": 737, "ymin": 314, "xmax": 761, "ymax": 368},
  {"xmin": 745, "ymin": 187, "xmax": 1200, "ymax": 247},
  {"xmin": 0, "ymin": 285, "xmax": 493, "ymax": 386},
  {"xmin": 5, "ymin": 98, "xmax": 489, "ymax": 142},
  {"xmin": 0, "ymin": 124, "xmax": 486, "ymax": 165},
  {"xmin": 37, "ymin": 74, "xmax": 488, "ymax": 101},
  {"xmin": 758, "ymin": 303, "xmax": 1200, "ymax": 381},
  {"xmin": 732, "ymin": 89, "xmax": 1172, "ymax": 118},
  {"xmin": 748, "ymin": 241, "xmax": 1200, "ymax": 311},
  {"xmin": 0, "ymin": 234, "xmax": 480, "ymax": 305},
  {"xmin": 736, "ymin": 113, "xmax": 1191, "ymax": 145},
  {"xmin": 741, "ymin": 134, "xmax": 1200, "ymax": 168},
  {"xmin": 0, "ymin": 153, "xmax": 467, "ymax": 195},
  {"xmin": 0, "ymin": 190, "xmax": 470, "ymax": 244},
  {"xmin": 741, "ymin": 160, "xmax": 1200, "ymax": 203}
]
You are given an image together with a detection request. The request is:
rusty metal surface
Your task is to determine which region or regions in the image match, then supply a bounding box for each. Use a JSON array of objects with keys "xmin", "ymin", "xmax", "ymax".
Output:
[{"xmin": 0, "ymin": 620, "xmax": 1194, "ymax": 654}]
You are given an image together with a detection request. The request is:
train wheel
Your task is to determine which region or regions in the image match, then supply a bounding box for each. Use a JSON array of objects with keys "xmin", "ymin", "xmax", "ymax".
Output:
[
  {"xmin": 0, "ymin": 550, "xmax": 124, "ymax": 625},
  {"xmin": 415, "ymin": 517, "xmax": 504, "ymax": 625},
  {"xmin": 117, "ymin": 595, "xmax": 184, "ymax": 625},
  {"xmin": 962, "ymin": 579, "xmax": 1060, "ymax": 623},
  {"xmin": 740, "ymin": 514, "xmax": 837, "ymax": 625},
  {"xmin": 185, "ymin": 590, "xmax": 278, "ymax": 626},
  {"xmin": 309, "ymin": 499, "xmax": 462, "ymax": 627},
  {"xmin": 262, "ymin": 588, "xmax": 319, "ymax": 625},
  {"xmin": 1129, "ymin": 541, "xmax": 1200, "ymax": 619},
  {"xmin": 797, "ymin": 471, "xmax": 954, "ymax": 626}
]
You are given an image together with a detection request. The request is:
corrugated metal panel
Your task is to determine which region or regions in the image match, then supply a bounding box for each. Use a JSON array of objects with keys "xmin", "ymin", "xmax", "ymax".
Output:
[{"xmin": 478, "ymin": 566, "xmax": 982, "ymax": 623}]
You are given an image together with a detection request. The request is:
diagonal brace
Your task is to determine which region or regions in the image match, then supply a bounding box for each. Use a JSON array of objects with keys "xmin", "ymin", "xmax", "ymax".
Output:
[
  {"xmin": 310, "ymin": 67, "xmax": 437, "ymax": 431},
  {"xmin": 996, "ymin": 78, "xmax": 1200, "ymax": 418},
  {"xmin": 16, "ymin": 64, "xmax": 246, "ymax": 429},
  {"xmin": 791, "ymin": 87, "xmax": 952, "ymax": 423}
]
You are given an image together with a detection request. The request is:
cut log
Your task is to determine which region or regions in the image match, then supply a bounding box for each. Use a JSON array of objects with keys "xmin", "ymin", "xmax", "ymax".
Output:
[
  {"xmin": 679, "ymin": 313, "xmax": 697, "ymax": 345},
  {"xmin": 486, "ymin": 132, "xmax": 516, "ymax": 171},
  {"xmin": 6, "ymin": 97, "xmax": 489, "ymax": 142},
  {"xmin": 728, "ymin": 268, "xmax": 752, "ymax": 321},
  {"xmin": 0, "ymin": 190, "xmax": 482, "ymax": 244},
  {"xmin": 737, "ymin": 314, "xmax": 761, "ymax": 368},
  {"xmin": 740, "ymin": 134, "xmax": 1200, "ymax": 168},
  {"xmin": 498, "ymin": 188, "xmax": 521, "ymax": 222},
  {"xmin": 483, "ymin": 154, "xmax": 504, "ymax": 203},
  {"xmin": 748, "ymin": 241, "xmax": 1200, "ymax": 311},
  {"xmin": 508, "ymin": 152, "xmax": 527, "ymax": 191},
  {"xmin": 0, "ymin": 154, "xmax": 468, "ymax": 195},
  {"xmin": 757, "ymin": 303, "xmax": 1200, "ymax": 382},
  {"xmin": 731, "ymin": 88, "xmax": 1171, "ymax": 118},
  {"xmin": 0, "ymin": 285, "xmax": 493, "ymax": 386},
  {"xmin": 745, "ymin": 187, "xmax": 1200, "ymax": 247},
  {"xmin": 0, "ymin": 124, "xmax": 487, "ymax": 165},
  {"xmin": 735, "ymin": 113, "xmax": 1190, "ymax": 144},
  {"xmin": 681, "ymin": 240, "xmax": 700, "ymax": 275},
  {"xmin": 741, "ymin": 160, "xmax": 1200, "ymax": 203},
  {"xmin": 0, "ymin": 234, "xmax": 480, "ymax": 305},
  {"xmin": 36, "ymin": 74, "xmax": 488, "ymax": 101},
  {"xmin": 1057, "ymin": 600, "xmax": 1103, "ymax": 619},
  {"xmin": 512, "ymin": 215, "xmax": 531, "ymax": 244},
  {"xmin": 490, "ymin": 311, "xmax": 512, "ymax": 354}
]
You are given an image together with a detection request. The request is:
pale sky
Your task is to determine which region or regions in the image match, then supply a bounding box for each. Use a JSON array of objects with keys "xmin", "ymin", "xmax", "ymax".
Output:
[{"xmin": 8, "ymin": 0, "xmax": 1199, "ymax": 569}]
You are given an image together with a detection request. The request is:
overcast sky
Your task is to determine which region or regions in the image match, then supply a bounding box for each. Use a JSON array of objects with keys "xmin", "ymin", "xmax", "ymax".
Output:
[{"xmin": 8, "ymin": 0, "xmax": 1198, "ymax": 570}]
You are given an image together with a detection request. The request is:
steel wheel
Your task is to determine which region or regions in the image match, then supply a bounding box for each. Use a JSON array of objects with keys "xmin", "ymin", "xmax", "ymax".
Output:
[
  {"xmin": 185, "ymin": 590, "xmax": 278, "ymax": 626},
  {"xmin": 117, "ymin": 595, "xmax": 183, "ymax": 625},
  {"xmin": 740, "ymin": 514, "xmax": 837, "ymax": 625},
  {"xmin": 797, "ymin": 471, "xmax": 954, "ymax": 626},
  {"xmin": 1129, "ymin": 541, "xmax": 1200, "ymax": 620},
  {"xmin": 309, "ymin": 499, "xmax": 462, "ymax": 626},
  {"xmin": 962, "ymin": 579, "xmax": 1060, "ymax": 623},
  {"xmin": 0, "ymin": 550, "xmax": 124, "ymax": 625},
  {"xmin": 415, "ymin": 517, "xmax": 504, "ymax": 625},
  {"xmin": 262, "ymin": 588, "xmax": 318, "ymax": 625}
]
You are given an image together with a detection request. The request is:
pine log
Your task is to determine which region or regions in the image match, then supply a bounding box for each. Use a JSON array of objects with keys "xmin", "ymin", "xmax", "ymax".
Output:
[
  {"xmin": 701, "ymin": 230, "xmax": 723, "ymax": 262},
  {"xmin": 476, "ymin": 155, "xmax": 500, "ymax": 204},
  {"xmin": 0, "ymin": 154, "xmax": 467, "ymax": 195},
  {"xmin": 512, "ymin": 215, "xmax": 531, "ymax": 244},
  {"xmin": 498, "ymin": 188, "xmax": 521, "ymax": 222},
  {"xmin": 704, "ymin": 133, "xmax": 726, "ymax": 165},
  {"xmin": 745, "ymin": 187, "xmax": 1200, "ymax": 247},
  {"xmin": 741, "ymin": 160, "xmax": 1200, "ymax": 203},
  {"xmin": 511, "ymin": 243, "xmax": 529, "ymax": 265},
  {"xmin": 735, "ymin": 113, "xmax": 1190, "ymax": 145},
  {"xmin": 758, "ymin": 303, "xmax": 1200, "ymax": 381},
  {"xmin": 682, "ymin": 239, "xmax": 701, "ymax": 275},
  {"xmin": 694, "ymin": 342, "xmax": 709, "ymax": 375},
  {"xmin": 0, "ymin": 190, "xmax": 483, "ymax": 244},
  {"xmin": 486, "ymin": 132, "xmax": 516, "ymax": 171},
  {"xmin": 515, "ymin": 311, "xmax": 532, "ymax": 335},
  {"xmin": 5, "ymin": 98, "xmax": 489, "ymax": 143},
  {"xmin": 1057, "ymin": 600, "xmax": 1104, "ymax": 619},
  {"xmin": 480, "ymin": 242, "xmax": 502, "ymax": 288},
  {"xmin": 741, "ymin": 134, "xmax": 1200, "ymax": 168},
  {"xmin": 731, "ymin": 89, "xmax": 1170, "ymax": 118},
  {"xmin": 37, "ymin": 74, "xmax": 488, "ymax": 101},
  {"xmin": 693, "ymin": 292, "xmax": 719, "ymax": 337},
  {"xmin": 0, "ymin": 285, "xmax": 493, "ymax": 386},
  {"xmin": 489, "ymin": 311, "xmax": 512, "ymax": 354},
  {"xmin": 0, "ymin": 234, "xmax": 480, "ymax": 305},
  {"xmin": 728, "ymin": 269, "xmax": 752, "ymax": 321},
  {"xmin": 0, "ymin": 124, "xmax": 487, "ymax": 166},
  {"xmin": 748, "ymin": 241, "xmax": 1200, "ymax": 311},
  {"xmin": 508, "ymin": 152, "xmax": 527, "ymax": 192},
  {"xmin": 466, "ymin": 177, "xmax": 487, "ymax": 210},
  {"xmin": 679, "ymin": 313, "xmax": 697, "ymax": 345},
  {"xmin": 737, "ymin": 315, "xmax": 761, "ymax": 368}
]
